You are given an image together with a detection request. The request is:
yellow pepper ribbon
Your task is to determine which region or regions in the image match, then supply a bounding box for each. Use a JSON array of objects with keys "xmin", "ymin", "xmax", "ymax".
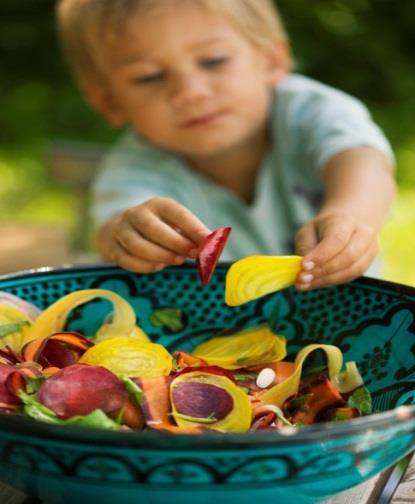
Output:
[
  {"xmin": 25, "ymin": 289, "xmax": 149, "ymax": 343},
  {"xmin": 259, "ymin": 344, "xmax": 343, "ymax": 407}
]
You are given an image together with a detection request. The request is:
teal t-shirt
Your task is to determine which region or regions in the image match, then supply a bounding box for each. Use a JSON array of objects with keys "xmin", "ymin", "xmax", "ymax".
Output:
[{"xmin": 91, "ymin": 75, "xmax": 393, "ymax": 265}]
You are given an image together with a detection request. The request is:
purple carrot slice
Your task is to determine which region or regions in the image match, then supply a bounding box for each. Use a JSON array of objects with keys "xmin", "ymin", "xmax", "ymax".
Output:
[
  {"xmin": 196, "ymin": 227, "xmax": 232, "ymax": 286},
  {"xmin": 38, "ymin": 363, "xmax": 128, "ymax": 419}
]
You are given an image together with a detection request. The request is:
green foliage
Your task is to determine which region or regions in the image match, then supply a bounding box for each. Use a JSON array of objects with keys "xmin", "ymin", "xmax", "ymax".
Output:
[
  {"xmin": 0, "ymin": 1, "xmax": 414, "ymax": 285},
  {"xmin": 1, "ymin": 0, "xmax": 414, "ymax": 181},
  {"xmin": 276, "ymin": 0, "xmax": 415, "ymax": 184},
  {"xmin": 0, "ymin": 0, "xmax": 116, "ymax": 145}
]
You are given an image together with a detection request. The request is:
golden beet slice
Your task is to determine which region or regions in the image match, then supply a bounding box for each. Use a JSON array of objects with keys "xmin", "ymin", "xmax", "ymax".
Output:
[
  {"xmin": 225, "ymin": 255, "xmax": 302, "ymax": 306},
  {"xmin": 192, "ymin": 324, "xmax": 286, "ymax": 369},
  {"xmin": 79, "ymin": 336, "xmax": 172, "ymax": 378}
]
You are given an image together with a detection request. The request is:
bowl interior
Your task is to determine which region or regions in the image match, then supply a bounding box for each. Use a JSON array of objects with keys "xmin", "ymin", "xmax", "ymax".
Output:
[{"xmin": 1, "ymin": 262, "xmax": 414, "ymax": 414}]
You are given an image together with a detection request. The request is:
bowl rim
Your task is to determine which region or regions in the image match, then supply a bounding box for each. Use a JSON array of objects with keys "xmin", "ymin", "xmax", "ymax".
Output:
[
  {"xmin": 0, "ymin": 405, "xmax": 414, "ymax": 449},
  {"xmin": 0, "ymin": 262, "xmax": 414, "ymax": 447},
  {"xmin": 1, "ymin": 261, "xmax": 415, "ymax": 297}
]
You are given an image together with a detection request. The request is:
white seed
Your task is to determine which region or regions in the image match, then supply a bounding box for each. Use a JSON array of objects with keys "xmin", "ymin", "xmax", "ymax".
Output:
[{"xmin": 256, "ymin": 368, "xmax": 276, "ymax": 389}]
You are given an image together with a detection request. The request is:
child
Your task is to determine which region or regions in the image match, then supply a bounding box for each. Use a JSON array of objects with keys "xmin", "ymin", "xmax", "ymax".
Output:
[{"xmin": 56, "ymin": 0, "xmax": 396, "ymax": 290}]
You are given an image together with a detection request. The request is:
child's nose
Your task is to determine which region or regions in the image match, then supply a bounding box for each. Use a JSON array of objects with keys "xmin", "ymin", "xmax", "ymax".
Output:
[{"xmin": 169, "ymin": 72, "xmax": 211, "ymax": 107}]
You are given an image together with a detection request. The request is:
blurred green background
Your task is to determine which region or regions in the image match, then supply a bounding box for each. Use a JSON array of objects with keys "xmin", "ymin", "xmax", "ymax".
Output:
[{"xmin": 0, "ymin": 0, "xmax": 414, "ymax": 283}]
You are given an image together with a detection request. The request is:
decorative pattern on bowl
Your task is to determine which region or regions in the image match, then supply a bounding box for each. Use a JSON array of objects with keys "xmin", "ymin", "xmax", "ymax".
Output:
[{"xmin": 0, "ymin": 263, "xmax": 413, "ymax": 504}]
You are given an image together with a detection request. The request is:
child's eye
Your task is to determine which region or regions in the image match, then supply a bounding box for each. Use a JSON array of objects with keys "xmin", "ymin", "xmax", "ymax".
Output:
[
  {"xmin": 200, "ymin": 56, "xmax": 229, "ymax": 69},
  {"xmin": 132, "ymin": 72, "xmax": 164, "ymax": 85}
]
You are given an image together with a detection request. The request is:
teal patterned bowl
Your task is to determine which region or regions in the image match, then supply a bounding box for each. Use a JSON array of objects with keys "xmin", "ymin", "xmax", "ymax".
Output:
[{"xmin": 0, "ymin": 263, "xmax": 414, "ymax": 504}]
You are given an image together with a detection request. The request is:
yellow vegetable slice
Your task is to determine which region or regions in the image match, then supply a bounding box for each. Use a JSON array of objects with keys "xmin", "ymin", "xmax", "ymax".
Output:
[
  {"xmin": 192, "ymin": 324, "xmax": 286, "ymax": 369},
  {"xmin": 259, "ymin": 344, "xmax": 343, "ymax": 407},
  {"xmin": 332, "ymin": 361, "xmax": 364, "ymax": 393},
  {"xmin": 225, "ymin": 255, "xmax": 302, "ymax": 306},
  {"xmin": 170, "ymin": 371, "xmax": 251, "ymax": 432},
  {"xmin": 0, "ymin": 305, "xmax": 32, "ymax": 352},
  {"xmin": 25, "ymin": 289, "xmax": 149, "ymax": 343},
  {"xmin": 79, "ymin": 336, "xmax": 172, "ymax": 378}
]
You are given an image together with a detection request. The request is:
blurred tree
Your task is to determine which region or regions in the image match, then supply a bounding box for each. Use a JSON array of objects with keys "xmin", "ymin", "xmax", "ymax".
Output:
[
  {"xmin": 0, "ymin": 0, "xmax": 414, "ymax": 181},
  {"xmin": 277, "ymin": 1, "xmax": 415, "ymax": 153},
  {"xmin": 0, "ymin": 0, "xmax": 115, "ymax": 145}
]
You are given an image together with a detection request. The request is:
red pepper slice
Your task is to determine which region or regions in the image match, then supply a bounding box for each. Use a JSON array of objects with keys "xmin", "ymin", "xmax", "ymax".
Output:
[{"xmin": 196, "ymin": 227, "xmax": 232, "ymax": 286}]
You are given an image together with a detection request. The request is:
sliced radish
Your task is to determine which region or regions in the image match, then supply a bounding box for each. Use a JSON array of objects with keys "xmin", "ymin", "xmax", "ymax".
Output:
[{"xmin": 196, "ymin": 227, "xmax": 231, "ymax": 286}]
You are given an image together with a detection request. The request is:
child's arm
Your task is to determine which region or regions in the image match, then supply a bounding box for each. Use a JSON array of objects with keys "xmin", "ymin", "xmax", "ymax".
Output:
[
  {"xmin": 294, "ymin": 146, "xmax": 396, "ymax": 289},
  {"xmin": 96, "ymin": 197, "xmax": 210, "ymax": 273}
]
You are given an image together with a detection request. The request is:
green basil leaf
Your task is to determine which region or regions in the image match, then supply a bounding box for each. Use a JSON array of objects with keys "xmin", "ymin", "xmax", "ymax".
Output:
[
  {"xmin": 150, "ymin": 308, "xmax": 183, "ymax": 331},
  {"xmin": 19, "ymin": 390, "xmax": 60, "ymax": 423},
  {"xmin": 122, "ymin": 376, "xmax": 145, "ymax": 405},
  {"xmin": 24, "ymin": 375, "xmax": 46, "ymax": 394},
  {"xmin": 290, "ymin": 393, "xmax": 313, "ymax": 412},
  {"xmin": 62, "ymin": 409, "xmax": 120, "ymax": 430},
  {"xmin": 332, "ymin": 412, "xmax": 352, "ymax": 422},
  {"xmin": 19, "ymin": 390, "xmax": 120, "ymax": 430},
  {"xmin": 0, "ymin": 321, "xmax": 29, "ymax": 338},
  {"xmin": 233, "ymin": 373, "xmax": 257, "ymax": 381},
  {"xmin": 173, "ymin": 412, "xmax": 217, "ymax": 423},
  {"xmin": 346, "ymin": 387, "xmax": 372, "ymax": 415}
]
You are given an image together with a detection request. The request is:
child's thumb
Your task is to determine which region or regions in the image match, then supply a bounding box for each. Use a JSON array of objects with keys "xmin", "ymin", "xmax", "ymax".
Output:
[{"xmin": 294, "ymin": 222, "xmax": 318, "ymax": 257}]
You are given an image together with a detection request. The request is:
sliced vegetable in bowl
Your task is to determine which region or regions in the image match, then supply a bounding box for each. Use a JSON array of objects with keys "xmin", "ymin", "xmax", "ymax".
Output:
[
  {"xmin": 191, "ymin": 324, "xmax": 286, "ymax": 369},
  {"xmin": 170, "ymin": 371, "xmax": 252, "ymax": 432},
  {"xmin": 24, "ymin": 289, "xmax": 149, "ymax": 343},
  {"xmin": 0, "ymin": 292, "xmax": 42, "ymax": 352},
  {"xmin": 79, "ymin": 336, "xmax": 173, "ymax": 378},
  {"xmin": 0, "ymin": 287, "xmax": 376, "ymax": 434},
  {"xmin": 259, "ymin": 344, "xmax": 343, "ymax": 407},
  {"xmin": 37, "ymin": 363, "xmax": 128, "ymax": 419}
]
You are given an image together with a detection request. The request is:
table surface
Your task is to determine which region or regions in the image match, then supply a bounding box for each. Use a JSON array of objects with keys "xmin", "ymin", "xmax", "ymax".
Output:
[{"xmin": 1, "ymin": 453, "xmax": 413, "ymax": 504}]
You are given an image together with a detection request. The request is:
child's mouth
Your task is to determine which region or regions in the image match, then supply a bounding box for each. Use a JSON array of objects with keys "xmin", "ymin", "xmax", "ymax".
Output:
[{"xmin": 180, "ymin": 112, "xmax": 223, "ymax": 128}]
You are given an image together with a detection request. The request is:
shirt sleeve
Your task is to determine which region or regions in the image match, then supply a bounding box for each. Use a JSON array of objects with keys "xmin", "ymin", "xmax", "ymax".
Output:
[
  {"xmin": 90, "ymin": 132, "xmax": 183, "ymax": 227},
  {"xmin": 297, "ymin": 83, "xmax": 395, "ymax": 173},
  {"xmin": 276, "ymin": 76, "xmax": 395, "ymax": 178}
]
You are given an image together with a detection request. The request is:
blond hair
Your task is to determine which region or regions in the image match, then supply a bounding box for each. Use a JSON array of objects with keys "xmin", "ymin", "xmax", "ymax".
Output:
[{"xmin": 56, "ymin": 0, "xmax": 290, "ymax": 84}]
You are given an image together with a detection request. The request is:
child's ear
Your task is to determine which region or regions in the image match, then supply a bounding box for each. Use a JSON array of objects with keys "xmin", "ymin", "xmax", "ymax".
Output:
[
  {"xmin": 81, "ymin": 81, "xmax": 126, "ymax": 128},
  {"xmin": 263, "ymin": 40, "xmax": 291, "ymax": 85}
]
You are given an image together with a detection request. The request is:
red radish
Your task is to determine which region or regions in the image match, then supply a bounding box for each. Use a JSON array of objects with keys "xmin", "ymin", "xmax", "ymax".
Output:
[
  {"xmin": 196, "ymin": 227, "xmax": 232, "ymax": 286},
  {"xmin": 38, "ymin": 363, "xmax": 128, "ymax": 419}
]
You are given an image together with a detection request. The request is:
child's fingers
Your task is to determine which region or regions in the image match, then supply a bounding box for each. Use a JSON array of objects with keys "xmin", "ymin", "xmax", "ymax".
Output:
[
  {"xmin": 110, "ymin": 241, "xmax": 167, "ymax": 273},
  {"xmin": 126, "ymin": 203, "xmax": 198, "ymax": 256},
  {"xmin": 156, "ymin": 198, "xmax": 210, "ymax": 244},
  {"xmin": 114, "ymin": 227, "xmax": 185, "ymax": 265},
  {"xmin": 297, "ymin": 240, "xmax": 377, "ymax": 290},
  {"xmin": 295, "ymin": 222, "xmax": 319, "ymax": 257},
  {"xmin": 307, "ymin": 225, "xmax": 376, "ymax": 278},
  {"xmin": 302, "ymin": 218, "xmax": 354, "ymax": 268},
  {"xmin": 141, "ymin": 217, "xmax": 201, "ymax": 256}
]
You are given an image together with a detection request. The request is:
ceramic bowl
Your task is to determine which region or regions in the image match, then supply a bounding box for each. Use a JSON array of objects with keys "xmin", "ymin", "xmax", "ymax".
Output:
[{"xmin": 0, "ymin": 263, "xmax": 414, "ymax": 504}]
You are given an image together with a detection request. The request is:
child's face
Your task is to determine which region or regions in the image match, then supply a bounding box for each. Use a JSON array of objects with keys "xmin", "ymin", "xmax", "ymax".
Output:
[{"xmin": 93, "ymin": 3, "xmax": 288, "ymax": 160}]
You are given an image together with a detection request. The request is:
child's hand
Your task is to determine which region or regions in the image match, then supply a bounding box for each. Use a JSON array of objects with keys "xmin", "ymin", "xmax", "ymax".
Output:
[
  {"xmin": 294, "ymin": 214, "xmax": 378, "ymax": 290},
  {"xmin": 97, "ymin": 197, "xmax": 210, "ymax": 273}
]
